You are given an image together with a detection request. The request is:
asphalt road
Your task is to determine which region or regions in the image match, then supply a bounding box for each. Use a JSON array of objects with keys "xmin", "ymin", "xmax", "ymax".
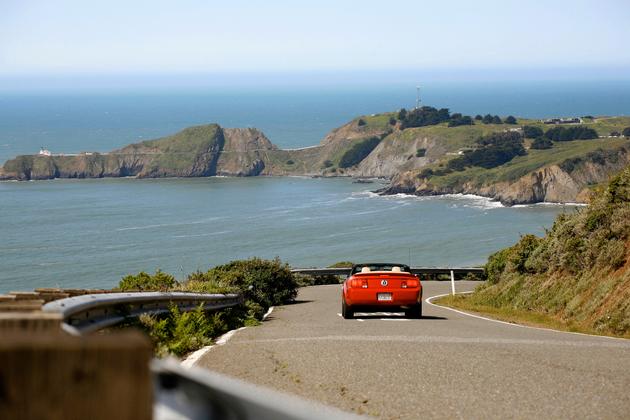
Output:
[{"xmin": 197, "ymin": 281, "xmax": 630, "ymax": 419}]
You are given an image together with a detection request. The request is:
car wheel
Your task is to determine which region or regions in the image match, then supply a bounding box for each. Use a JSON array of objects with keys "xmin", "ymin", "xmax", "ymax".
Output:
[
  {"xmin": 342, "ymin": 298, "xmax": 354, "ymax": 319},
  {"xmin": 405, "ymin": 303, "xmax": 422, "ymax": 319}
]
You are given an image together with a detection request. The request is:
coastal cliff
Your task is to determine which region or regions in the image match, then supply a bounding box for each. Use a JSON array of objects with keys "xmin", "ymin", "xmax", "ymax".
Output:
[
  {"xmin": 2, "ymin": 111, "xmax": 630, "ymax": 205},
  {"xmin": 385, "ymin": 146, "xmax": 630, "ymax": 205},
  {"xmin": 0, "ymin": 124, "xmax": 277, "ymax": 180}
]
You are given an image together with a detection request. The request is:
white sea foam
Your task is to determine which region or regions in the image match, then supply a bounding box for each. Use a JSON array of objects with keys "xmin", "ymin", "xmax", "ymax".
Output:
[
  {"xmin": 513, "ymin": 202, "xmax": 587, "ymax": 208},
  {"xmin": 348, "ymin": 190, "xmax": 504, "ymax": 210},
  {"xmin": 438, "ymin": 193, "xmax": 504, "ymax": 209}
]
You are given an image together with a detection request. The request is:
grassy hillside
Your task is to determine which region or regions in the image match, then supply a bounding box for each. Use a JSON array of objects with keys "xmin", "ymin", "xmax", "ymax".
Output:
[
  {"xmin": 407, "ymin": 117, "xmax": 630, "ymax": 188},
  {"xmin": 439, "ymin": 165, "xmax": 630, "ymax": 337},
  {"xmin": 120, "ymin": 124, "xmax": 224, "ymax": 175}
]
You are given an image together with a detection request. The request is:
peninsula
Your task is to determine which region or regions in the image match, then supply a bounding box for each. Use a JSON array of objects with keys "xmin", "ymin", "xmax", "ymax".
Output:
[{"xmin": 2, "ymin": 107, "xmax": 629, "ymax": 206}]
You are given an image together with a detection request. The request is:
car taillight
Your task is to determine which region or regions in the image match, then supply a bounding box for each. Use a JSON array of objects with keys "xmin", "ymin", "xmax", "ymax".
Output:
[
  {"xmin": 407, "ymin": 279, "xmax": 419, "ymax": 288},
  {"xmin": 350, "ymin": 279, "xmax": 368, "ymax": 288}
]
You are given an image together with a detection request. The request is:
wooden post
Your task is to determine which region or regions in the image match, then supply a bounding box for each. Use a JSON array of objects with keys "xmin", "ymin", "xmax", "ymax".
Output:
[
  {"xmin": 0, "ymin": 313, "xmax": 63, "ymax": 333},
  {"xmin": 0, "ymin": 331, "xmax": 152, "ymax": 420}
]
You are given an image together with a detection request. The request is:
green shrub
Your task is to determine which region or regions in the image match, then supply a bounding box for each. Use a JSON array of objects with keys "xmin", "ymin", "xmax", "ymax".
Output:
[
  {"xmin": 523, "ymin": 126, "xmax": 544, "ymax": 138},
  {"xmin": 623, "ymin": 127, "xmax": 630, "ymax": 138},
  {"xmin": 418, "ymin": 168, "xmax": 434, "ymax": 178},
  {"xmin": 329, "ymin": 261, "xmax": 354, "ymax": 268},
  {"xmin": 447, "ymin": 131, "xmax": 526, "ymax": 171},
  {"xmin": 531, "ymin": 137, "xmax": 553, "ymax": 150},
  {"xmin": 338, "ymin": 137, "xmax": 382, "ymax": 168},
  {"xmin": 484, "ymin": 248, "xmax": 511, "ymax": 284},
  {"xmin": 119, "ymin": 270, "xmax": 177, "ymax": 291},
  {"xmin": 323, "ymin": 160, "xmax": 333, "ymax": 168},
  {"xmin": 139, "ymin": 304, "xmax": 222, "ymax": 357},
  {"xmin": 544, "ymin": 126, "xmax": 598, "ymax": 141},
  {"xmin": 357, "ymin": 118, "xmax": 366, "ymax": 126},
  {"xmin": 286, "ymin": 159, "xmax": 294, "ymax": 165},
  {"xmin": 416, "ymin": 148, "xmax": 426, "ymax": 157},
  {"xmin": 505, "ymin": 116, "xmax": 517, "ymax": 124},
  {"xmin": 448, "ymin": 115, "xmax": 473, "ymax": 127},
  {"xmin": 183, "ymin": 257, "xmax": 298, "ymax": 310}
]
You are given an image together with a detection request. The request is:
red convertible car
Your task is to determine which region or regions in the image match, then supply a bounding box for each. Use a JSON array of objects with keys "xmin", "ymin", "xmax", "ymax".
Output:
[{"xmin": 342, "ymin": 263, "xmax": 423, "ymax": 319}]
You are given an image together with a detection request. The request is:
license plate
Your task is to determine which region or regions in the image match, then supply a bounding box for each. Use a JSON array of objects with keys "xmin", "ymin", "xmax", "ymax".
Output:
[{"xmin": 377, "ymin": 293, "xmax": 392, "ymax": 301}]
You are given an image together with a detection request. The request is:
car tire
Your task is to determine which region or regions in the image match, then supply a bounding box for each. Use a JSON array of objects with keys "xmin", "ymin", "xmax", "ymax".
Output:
[
  {"xmin": 342, "ymin": 299, "xmax": 354, "ymax": 319},
  {"xmin": 405, "ymin": 303, "xmax": 422, "ymax": 319}
]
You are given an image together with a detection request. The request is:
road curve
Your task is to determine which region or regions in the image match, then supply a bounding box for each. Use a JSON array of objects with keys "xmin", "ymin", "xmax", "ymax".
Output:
[{"xmin": 197, "ymin": 281, "xmax": 630, "ymax": 419}]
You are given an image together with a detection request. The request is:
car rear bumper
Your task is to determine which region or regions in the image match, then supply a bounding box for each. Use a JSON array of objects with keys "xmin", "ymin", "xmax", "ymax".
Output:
[{"xmin": 345, "ymin": 288, "xmax": 421, "ymax": 307}]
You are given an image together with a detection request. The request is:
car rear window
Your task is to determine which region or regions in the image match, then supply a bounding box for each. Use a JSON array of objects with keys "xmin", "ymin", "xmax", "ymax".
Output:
[{"xmin": 351, "ymin": 264, "xmax": 411, "ymax": 274}]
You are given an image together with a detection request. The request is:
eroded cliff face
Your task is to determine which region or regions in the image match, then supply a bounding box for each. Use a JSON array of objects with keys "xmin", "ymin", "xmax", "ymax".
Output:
[
  {"xmin": 216, "ymin": 128, "xmax": 276, "ymax": 176},
  {"xmin": 385, "ymin": 147, "xmax": 630, "ymax": 205},
  {"xmin": 346, "ymin": 131, "xmax": 440, "ymax": 178}
]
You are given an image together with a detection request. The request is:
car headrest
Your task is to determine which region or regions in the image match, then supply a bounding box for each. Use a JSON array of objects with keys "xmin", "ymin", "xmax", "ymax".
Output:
[
  {"xmin": 361, "ymin": 267, "xmax": 371, "ymax": 273},
  {"xmin": 392, "ymin": 266, "xmax": 401, "ymax": 272}
]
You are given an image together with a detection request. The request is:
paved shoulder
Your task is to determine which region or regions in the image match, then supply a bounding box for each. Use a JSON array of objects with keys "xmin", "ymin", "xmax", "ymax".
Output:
[{"xmin": 197, "ymin": 281, "xmax": 630, "ymax": 419}]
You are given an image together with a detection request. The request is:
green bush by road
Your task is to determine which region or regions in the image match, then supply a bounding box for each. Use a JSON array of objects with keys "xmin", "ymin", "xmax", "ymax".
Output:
[{"xmin": 120, "ymin": 257, "xmax": 300, "ymax": 356}]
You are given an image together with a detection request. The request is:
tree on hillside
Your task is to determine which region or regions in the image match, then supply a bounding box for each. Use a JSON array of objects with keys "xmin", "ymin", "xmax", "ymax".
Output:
[
  {"xmin": 475, "ymin": 115, "xmax": 483, "ymax": 121},
  {"xmin": 544, "ymin": 126, "xmax": 599, "ymax": 141},
  {"xmin": 523, "ymin": 125, "xmax": 544, "ymax": 138},
  {"xmin": 399, "ymin": 106, "xmax": 451, "ymax": 129},
  {"xmin": 397, "ymin": 109, "xmax": 408, "ymax": 121},
  {"xmin": 531, "ymin": 137, "xmax": 553, "ymax": 149},
  {"xmin": 448, "ymin": 115, "xmax": 473, "ymax": 127},
  {"xmin": 338, "ymin": 137, "xmax": 382, "ymax": 168},
  {"xmin": 622, "ymin": 127, "xmax": 630, "ymax": 138},
  {"xmin": 492, "ymin": 115, "xmax": 503, "ymax": 124},
  {"xmin": 446, "ymin": 131, "xmax": 526, "ymax": 170},
  {"xmin": 505, "ymin": 116, "xmax": 517, "ymax": 124},
  {"xmin": 389, "ymin": 117, "xmax": 396, "ymax": 126},
  {"xmin": 357, "ymin": 118, "xmax": 366, "ymax": 126},
  {"xmin": 482, "ymin": 114, "xmax": 494, "ymax": 124}
]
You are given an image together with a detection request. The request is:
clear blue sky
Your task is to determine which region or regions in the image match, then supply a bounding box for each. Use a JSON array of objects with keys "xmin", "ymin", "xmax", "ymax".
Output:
[{"xmin": 1, "ymin": 0, "xmax": 629, "ymax": 77}]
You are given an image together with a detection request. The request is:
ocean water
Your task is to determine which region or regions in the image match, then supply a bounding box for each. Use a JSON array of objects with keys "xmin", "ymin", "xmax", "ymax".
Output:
[
  {"xmin": 1, "ymin": 80, "xmax": 628, "ymax": 292},
  {"xmin": 0, "ymin": 177, "xmax": 573, "ymax": 292},
  {"xmin": 1, "ymin": 80, "xmax": 630, "ymax": 163}
]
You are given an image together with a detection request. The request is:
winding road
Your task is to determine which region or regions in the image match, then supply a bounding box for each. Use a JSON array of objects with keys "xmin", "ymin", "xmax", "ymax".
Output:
[{"xmin": 196, "ymin": 281, "xmax": 630, "ymax": 419}]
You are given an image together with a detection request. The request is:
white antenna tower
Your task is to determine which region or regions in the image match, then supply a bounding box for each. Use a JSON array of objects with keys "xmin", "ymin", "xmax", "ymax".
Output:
[{"xmin": 415, "ymin": 86, "xmax": 421, "ymax": 109}]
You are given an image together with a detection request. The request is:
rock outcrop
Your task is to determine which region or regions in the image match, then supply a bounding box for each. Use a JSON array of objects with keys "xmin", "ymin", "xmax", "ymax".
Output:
[{"xmin": 384, "ymin": 146, "xmax": 630, "ymax": 205}]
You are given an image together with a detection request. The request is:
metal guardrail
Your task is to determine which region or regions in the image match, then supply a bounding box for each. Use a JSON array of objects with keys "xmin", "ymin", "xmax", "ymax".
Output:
[
  {"xmin": 42, "ymin": 292, "xmax": 242, "ymax": 335},
  {"xmin": 292, "ymin": 267, "xmax": 485, "ymax": 277},
  {"xmin": 152, "ymin": 358, "xmax": 364, "ymax": 420}
]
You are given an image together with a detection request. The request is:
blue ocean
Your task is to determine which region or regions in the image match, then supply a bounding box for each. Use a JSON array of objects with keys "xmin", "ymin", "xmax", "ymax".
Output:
[{"xmin": 1, "ymin": 80, "xmax": 629, "ymax": 292}]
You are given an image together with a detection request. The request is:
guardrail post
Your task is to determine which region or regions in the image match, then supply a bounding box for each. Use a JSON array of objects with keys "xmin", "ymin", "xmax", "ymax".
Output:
[{"xmin": 450, "ymin": 270, "xmax": 455, "ymax": 295}]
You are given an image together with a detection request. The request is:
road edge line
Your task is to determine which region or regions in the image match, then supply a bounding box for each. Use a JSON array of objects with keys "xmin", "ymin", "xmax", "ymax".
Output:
[
  {"xmin": 426, "ymin": 292, "xmax": 629, "ymax": 341},
  {"xmin": 183, "ymin": 306, "xmax": 276, "ymax": 368}
]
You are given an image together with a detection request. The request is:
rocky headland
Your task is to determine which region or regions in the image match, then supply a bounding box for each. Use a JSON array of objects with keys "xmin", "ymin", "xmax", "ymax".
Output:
[{"xmin": 2, "ymin": 109, "xmax": 629, "ymax": 206}]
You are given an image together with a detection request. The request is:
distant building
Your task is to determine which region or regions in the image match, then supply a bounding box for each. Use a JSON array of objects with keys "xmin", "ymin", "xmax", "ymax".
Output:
[
  {"xmin": 541, "ymin": 117, "xmax": 582, "ymax": 125},
  {"xmin": 39, "ymin": 148, "xmax": 52, "ymax": 156}
]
